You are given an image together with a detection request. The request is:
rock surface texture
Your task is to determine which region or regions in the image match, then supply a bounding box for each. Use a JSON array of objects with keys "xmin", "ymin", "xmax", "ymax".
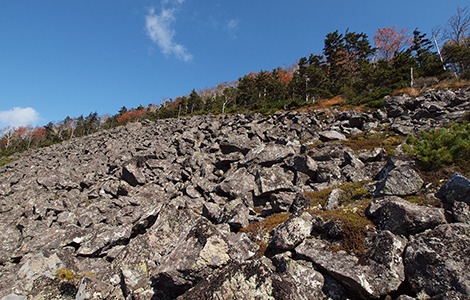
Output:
[{"xmin": 1, "ymin": 88, "xmax": 470, "ymax": 299}]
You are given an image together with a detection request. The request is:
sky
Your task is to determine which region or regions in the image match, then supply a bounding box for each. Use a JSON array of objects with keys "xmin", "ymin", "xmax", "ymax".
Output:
[{"xmin": 0, "ymin": 0, "xmax": 469, "ymax": 128}]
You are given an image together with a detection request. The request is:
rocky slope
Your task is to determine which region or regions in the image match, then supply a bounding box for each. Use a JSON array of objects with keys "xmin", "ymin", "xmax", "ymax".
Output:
[{"xmin": 1, "ymin": 89, "xmax": 470, "ymax": 300}]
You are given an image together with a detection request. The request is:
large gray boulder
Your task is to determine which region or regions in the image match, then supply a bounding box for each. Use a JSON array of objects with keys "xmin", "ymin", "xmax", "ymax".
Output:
[
  {"xmin": 296, "ymin": 231, "xmax": 406, "ymax": 299},
  {"xmin": 285, "ymin": 155, "xmax": 318, "ymax": 179},
  {"xmin": 254, "ymin": 166, "xmax": 294, "ymax": 197},
  {"xmin": 374, "ymin": 165, "xmax": 423, "ymax": 196},
  {"xmin": 270, "ymin": 192, "xmax": 296, "ymax": 213},
  {"xmin": 217, "ymin": 167, "xmax": 255, "ymax": 201},
  {"xmin": 404, "ymin": 223, "xmax": 470, "ymax": 297},
  {"xmin": 242, "ymin": 143, "xmax": 295, "ymax": 167},
  {"xmin": 318, "ymin": 131, "xmax": 347, "ymax": 142},
  {"xmin": 437, "ymin": 172, "xmax": 470, "ymax": 223},
  {"xmin": 122, "ymin": 161, "xmax": 146, "ymax": 186},
  {"xmin": 367, "ymin": 196, "xmax": 447, "ymax": 236},
  {"xmin": 176, "ymin": 259, "xmax": 325, "ymax": 300},
  {"xmin": 151, "ymin": 218, "xmax": 238, "ymax": 297}
]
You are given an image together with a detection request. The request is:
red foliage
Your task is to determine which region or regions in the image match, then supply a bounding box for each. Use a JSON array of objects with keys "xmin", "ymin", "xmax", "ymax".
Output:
[
  {"xmin": 374, "ymin": 26, "xmax": 412, "ymax": 61},
  {"xmin": 277, "ymin": 68, "xmax": 293, "ymax": 84},
  {"xmin": 116, "ymin": 108, "xmax": 146, "ymax": 125}
]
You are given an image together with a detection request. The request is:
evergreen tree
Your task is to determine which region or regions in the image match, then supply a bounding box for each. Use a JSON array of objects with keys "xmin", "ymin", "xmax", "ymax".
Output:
[
  {"xmin": 411, "ymin": 29, "xmax": 447, "ymax": 78},
  {"xmin": 324, "ymin": 30, "xmax": 347, "ymax": 94}
]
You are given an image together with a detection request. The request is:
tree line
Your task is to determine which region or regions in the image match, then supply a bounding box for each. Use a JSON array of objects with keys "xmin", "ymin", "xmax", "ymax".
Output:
[{"xmin": 1, "ymin": 6, "xmax": 470, "ymax": 157}]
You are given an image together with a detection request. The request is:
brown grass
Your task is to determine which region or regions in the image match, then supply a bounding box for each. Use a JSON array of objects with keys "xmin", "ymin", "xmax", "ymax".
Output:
[
  {"xmin": 343, "ymin": 130, "xmax": 406, "ymax": 154},
  {"xmin": 391, "ymin": 87, "xmax": 421, "ymax": 97},
  {"xmin": 435, "ymin": 78, "xmax": 470, "ymax": 90},
  {"xmin": 304, "ymin": 180, "xmax": 373, "ymax": 209},
  {"xmin": 240, "ymin": 213, "xmax": 291, "ymax": 257},
  {"xmin": 307, "ymin": 200, "xmax": 374, "ymax": 256}
]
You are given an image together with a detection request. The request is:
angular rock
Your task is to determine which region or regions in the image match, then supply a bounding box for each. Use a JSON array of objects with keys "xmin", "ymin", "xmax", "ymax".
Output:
[
  {"xmin": 319, "ymin": 130, "xmax": 347, "ymax": 142},
  {"xmin": 343, "ymin": 150, "xmax": 365, "ymax": 169},
  {"xmin": 175, "ymin": 261, "xmax": 275, "ymax": 300},
  {"xmin": 366, "ymin": 196, "xmax": 447, "ymax": 236},
  {"xmin": 122, "ymin": 163, "xmax": 146, "ymax": 186},
  {"xmin": 296, "ymin": 237, "xmax": 405, "ymax": 299},
  {"xmin": 323, "ymin": 188, "xmax": 343, "ymax": 211},
  {"xmin": 271, "ymin": 212, "xmax": 313, "ymax": 250},
  {"xmin": 289, "ymin": 192, "xmax": 311, "ymax": 213},
  {"xmin": 36, "ymin": 168, "xmax": 70, "ymax": 190},
  {"xmin": 151, "ymin": 218, "xmax": 233, "ymax": 297},
  {"xmin": 270, "ymin": 192, "xmax": 296, "ymax": 213},
  {"xmin": 202, "ymin": 202, "xmax": 221, "ymax": 222},
  {"xmin": 1, "ymin": 294, "xmax": 27, "ymax": 300},
  {"xmin": 217, "ymin": 167, "xmax": 255, "ymax": 201},
  {"xmin": 285, "ymin": 155, "xmax": 318, "ymax": 179},
  {"xmin": 437, "ymin": 173, "xmax": 470, "ymax": 222},
  {"xmin": 358, "ymin": 148, "xmax": 386, "ymax": 163},
  {"xmin": 367, "ymin": 230, "xmax": 407, "ymax": 279},
  {"xmin": 404, "ymin": 223, "xmax": 470, "ymax": 297},
  {"xmin": 316, "ymin": 162, "xmax": 342, "ymax": 184},
  {"xmin": 216, "ymin": 198, "xmax": 250, "ymax": 232},
  {"xmin": 0, "ymin": 223, "xmax": 21, "ymax": 265},
  {"xmin": 349, "ymin": 115, "xmax": 364, "ymax": 129},
  {"xmin": 77, "ymin": 224, "xmax": 132, "ymax": 256},
  {"xmin": 226, "ymin": 232, "xmax": 259, "ymax": 261},
  {"xmin": 16, "ymin": 252, "xmax": 66, "ymax": 292},
  {"xmin": 374, "ymin": 165, "xmax": 423, "ymax": 196},
  {"xmin": 219, "ymin": 135, "xmax": 260, "ymax": 155},
  {"xmin": 242, "ymin": 143, "xmax": 295, "ymax": 166},
  {"xmin": 273, "ymin": 254, "xmax": 326, "ymax": 300},
  {"xmin": 254, "ymin": 166, "xmax": 294, "ymax": 197}
]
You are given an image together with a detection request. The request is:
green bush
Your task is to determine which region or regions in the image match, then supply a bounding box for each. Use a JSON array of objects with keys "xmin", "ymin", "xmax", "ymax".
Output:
[{"xmin": 405, "ymin": 122, "xmax": 470, "ymax": 170}]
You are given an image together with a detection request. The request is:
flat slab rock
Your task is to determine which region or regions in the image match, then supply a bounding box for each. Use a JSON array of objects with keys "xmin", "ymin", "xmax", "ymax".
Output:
[{"xmin": 296, "ymin": 232, "xmax": 406, "ymax": 299}]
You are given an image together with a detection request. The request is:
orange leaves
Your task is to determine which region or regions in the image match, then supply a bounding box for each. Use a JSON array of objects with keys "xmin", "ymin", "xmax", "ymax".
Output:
[
  {"xmin": 116, "ymin": 108, "xmax": 146, "ymax": 125},
  {"xmin": 0, "ymin": 125, "xmax": 46, "ymax": 151},
  {"xmin": 277, "ymin": 67, "xmax": 294, "ymax": 84},
  {"xmin": 374, "ymin": 26, "xmax": 412, "ymax": 61}
]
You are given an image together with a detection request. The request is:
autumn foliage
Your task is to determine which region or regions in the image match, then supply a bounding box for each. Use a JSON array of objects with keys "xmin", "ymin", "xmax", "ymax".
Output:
[
  {"xmin": 116, "ymin": 107, "xmax": 146, "ymax": 125},
  {"xmin": 374, "ymin": 26, "xmax": 413, "ymax": 61},
  {"xmin": 0, "ymin": 126, "xmax": 46, "ymax": 153}
]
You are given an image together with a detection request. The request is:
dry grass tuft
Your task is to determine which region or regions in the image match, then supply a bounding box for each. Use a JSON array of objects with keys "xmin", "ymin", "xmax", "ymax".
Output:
[{"xmin": 240, "ymin": 213, "xmax": 291, "ymax": 257}]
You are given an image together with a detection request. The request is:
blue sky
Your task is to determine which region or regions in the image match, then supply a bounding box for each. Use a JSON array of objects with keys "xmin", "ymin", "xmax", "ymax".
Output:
[{"xmin": 0, "ymin": 0, "xmax": 468, "ymax": 128}]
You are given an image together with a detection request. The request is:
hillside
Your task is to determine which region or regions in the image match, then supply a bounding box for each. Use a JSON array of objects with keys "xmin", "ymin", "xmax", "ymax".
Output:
[{"xmin": 1, "ymin": 88, "xmax": 470, "ymax": 299}]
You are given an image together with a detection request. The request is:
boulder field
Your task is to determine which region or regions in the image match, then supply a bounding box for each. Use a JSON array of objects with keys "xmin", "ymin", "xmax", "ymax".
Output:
[{"xmin": 1, "ymin": 88, "xmax": 470, "ymax": 299}]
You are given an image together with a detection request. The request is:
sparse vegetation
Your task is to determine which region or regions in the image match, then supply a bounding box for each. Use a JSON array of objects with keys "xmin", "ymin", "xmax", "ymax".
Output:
[
  {"xmin": 307, "ymin": 201, "xmax": 374, "ymax": 256},
  {"xmin": 240, "ymin": 213, "xmax": 291, "ymax": 257},
  {"xmin": 344, "ymin": 129, "xmax": 406, "ymax": 154},
  {"xmin": 0, "ymin": 157, "xmax": 18, "ymax": 167},
  {"xmin": 304, "ymin": 180, "xmax": 373, "ymax": 208},
  {"xmin": 403, "ymin": 194, "xmax": 442, "ymax": 207},
  {"xmin": 56, "ymin": 269, "xmax": 79, "ymax": 282},
  {"xmin": 303, "ymin": 181, "xmax": 374, "ymax": 256}
]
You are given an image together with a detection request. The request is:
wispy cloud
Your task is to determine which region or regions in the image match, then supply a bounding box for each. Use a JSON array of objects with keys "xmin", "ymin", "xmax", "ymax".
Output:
[
  {"xmin": 145, "ymin": 1, "xmax": 193, "ymax": 62},
  {"xmin": 0, "ymin": 107, "xmax": 40, "ymax": 128},
  {"xmin": 225, "ymin": 18, "xmax": 240, "ymax": 39}
]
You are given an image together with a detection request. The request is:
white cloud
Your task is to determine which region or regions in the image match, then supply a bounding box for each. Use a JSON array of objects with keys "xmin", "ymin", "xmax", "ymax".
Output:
[
  {"xmin": 0, "ymin": 107, "xmax": 40, "ymax": 128},
  {"xmin": 145, "ymin": 1, "xmax": 193, "ymax": 62},
  {"xmin": 226, "ymin": 18, "xmax": 240, "ymax": 39}
]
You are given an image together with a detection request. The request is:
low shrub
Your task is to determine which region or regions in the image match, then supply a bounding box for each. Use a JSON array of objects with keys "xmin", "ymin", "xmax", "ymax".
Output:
[{"xmin": 404, "ymin": 122, "xmax": 470, "ymax": 172}]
